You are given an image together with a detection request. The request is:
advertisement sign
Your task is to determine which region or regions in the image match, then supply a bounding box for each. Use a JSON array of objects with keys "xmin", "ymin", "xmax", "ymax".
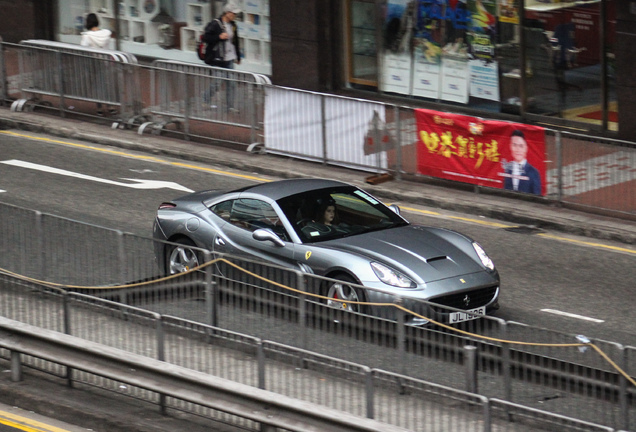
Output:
[
  {"xmin": 440, "ymin": 57, "xmax": 469, "ymax": 103},
  {"xmin": 412, "ymin": 0, "xmax": 444, "ymax": 99},
  {"xmin": 415, "ymin": 108, "xmax": 546, "ymax": 195},
  {"xmin": 469, "ymin": 59, "xmax": 499, "ymax": 101},
  {"xmin": 382, "ymin": 0, "xmax": 415, "ymax": 94}
]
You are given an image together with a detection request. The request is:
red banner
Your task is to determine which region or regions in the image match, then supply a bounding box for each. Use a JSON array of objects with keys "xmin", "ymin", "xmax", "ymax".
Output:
[{"xmin": 415, "ymin": 108, "xmax": 546, "ymax": 195}]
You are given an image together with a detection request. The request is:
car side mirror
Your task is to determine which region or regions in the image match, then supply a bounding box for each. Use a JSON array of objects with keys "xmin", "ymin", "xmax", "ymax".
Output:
[
  {"xmin": 388, "ymin": 204, "xmax": 401, "ymax": 215},
  {"xmin": 252, "ymin": 228, "xmax": 285, "ymax": 247}
]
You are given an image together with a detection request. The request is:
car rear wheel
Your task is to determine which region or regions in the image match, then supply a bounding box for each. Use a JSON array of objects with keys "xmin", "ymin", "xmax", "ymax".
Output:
[
  {"xmin": 325, "ymin": 274, "xmax": 367, "ymax": 314},
  {"xmin": 166, "ymin": 238, "xmax": 200, "ymax": 274}
]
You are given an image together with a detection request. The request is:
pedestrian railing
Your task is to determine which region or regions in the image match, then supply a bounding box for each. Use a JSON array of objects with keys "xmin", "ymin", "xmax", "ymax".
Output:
[
  {"xmin": 0, "ymin": 200, "xmax": 635, "ymax": 430},
  {"xmin": 11, "ymin": 40, "xmax": 141, "ymax": 122},
  {"xmin": 1, "ymin": 39, "xmax": 634, "ymax": 216}
]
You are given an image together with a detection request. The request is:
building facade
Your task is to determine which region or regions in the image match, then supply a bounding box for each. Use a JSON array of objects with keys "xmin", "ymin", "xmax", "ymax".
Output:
[{"xmin": 1, "ymin": 0, "xmax": 632, "ymax": 141}]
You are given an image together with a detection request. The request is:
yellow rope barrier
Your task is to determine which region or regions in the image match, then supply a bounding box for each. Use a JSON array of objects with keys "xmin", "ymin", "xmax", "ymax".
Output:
[{"xmin": 2, "ymin": 259, "xmax": 634, "ymax": 387}]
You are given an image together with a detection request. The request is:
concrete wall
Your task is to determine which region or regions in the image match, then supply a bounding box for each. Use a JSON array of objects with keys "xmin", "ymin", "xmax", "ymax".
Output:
[
  {"xmin": 269, "ymin": 0, "xmax": 339, "ymax": 91},
  {"xmin": 0, "ymin": 0, "xmax": 55, "ymax": 43}
]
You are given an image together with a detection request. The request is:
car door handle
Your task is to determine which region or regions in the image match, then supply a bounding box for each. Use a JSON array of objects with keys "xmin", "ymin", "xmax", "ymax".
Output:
[{"xmin": 215, "ymin": 237, "xmax": 226, "ymax": 246}]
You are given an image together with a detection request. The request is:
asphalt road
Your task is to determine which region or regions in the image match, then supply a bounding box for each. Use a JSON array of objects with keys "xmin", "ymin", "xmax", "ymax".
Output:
[{"xmin": 1, "ymin": 129, "xmax": 635, "ymax": 349}]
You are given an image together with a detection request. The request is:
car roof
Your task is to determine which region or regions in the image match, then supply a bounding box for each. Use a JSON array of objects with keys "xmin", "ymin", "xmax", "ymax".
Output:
[{"xmin": 237, "ymin": 178, "xmax": 351, "ymax": 201}]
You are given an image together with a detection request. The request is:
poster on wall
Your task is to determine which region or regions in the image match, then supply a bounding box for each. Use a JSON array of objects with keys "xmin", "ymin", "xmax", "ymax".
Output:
[
  {"xmin": 382, "ymin": 0, "xmax": 416, "ymax": 95},
  {"xmin": 499, "ymin": 0, "xmax": 519, "ymax": 24},
  {"xmin": 412, "ymin": 0, "xmax": 444, "ymax": 99},
  {"xmin": 469, "ymin": 59, "xmax": 499, "ymax": 101},
  {"xmin": 439, "ymin": 0, "xmax": 470, "ymax": 103},
  {"xmin": 415, "ymin": 108, "xmax": 546, "ymax": 195},
  {"xmin": 440, "ymin": 57, "xmax": 469, "ymax": 103},
  {"xmin": 466, "ymin": 0, "xmax": 499, "ymax": 101}
]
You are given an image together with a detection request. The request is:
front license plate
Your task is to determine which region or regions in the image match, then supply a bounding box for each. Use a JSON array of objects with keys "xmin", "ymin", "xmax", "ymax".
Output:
[{"xmin": 449, "ymin": 306, "xmax": 486, "ymax": 323}]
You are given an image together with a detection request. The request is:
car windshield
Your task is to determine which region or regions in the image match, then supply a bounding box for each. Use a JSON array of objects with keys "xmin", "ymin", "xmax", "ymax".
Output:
[{"xmin": 276, "ymin": 186, "xmax": 408, "ymax": 243}]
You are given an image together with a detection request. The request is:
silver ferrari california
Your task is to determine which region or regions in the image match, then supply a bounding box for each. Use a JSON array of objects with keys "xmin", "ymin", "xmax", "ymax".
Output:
[{"xmin": 153, "ymin": 178, "xmax": 500, "ymax": 324}]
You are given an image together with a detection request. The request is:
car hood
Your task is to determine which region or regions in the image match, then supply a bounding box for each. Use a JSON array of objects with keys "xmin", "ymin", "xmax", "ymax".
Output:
[{"xmin": 321, "ymin": 226, "xmax": 485, "ymax": 283}]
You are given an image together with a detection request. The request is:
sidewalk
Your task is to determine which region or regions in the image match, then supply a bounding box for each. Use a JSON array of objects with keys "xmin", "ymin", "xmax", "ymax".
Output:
[{"xmin": 0, "ymin": 107, "xmax": 634, "ymax": 245}]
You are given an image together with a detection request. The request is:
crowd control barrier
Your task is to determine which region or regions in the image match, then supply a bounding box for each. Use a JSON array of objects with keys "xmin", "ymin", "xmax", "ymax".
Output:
[
  {"xmin": 143, "ymin": 60, "xmax": 270, "ymax": 144},
  {"xmin": 10, "ymin": 40, "xmax": 141, "ymax": 122}
]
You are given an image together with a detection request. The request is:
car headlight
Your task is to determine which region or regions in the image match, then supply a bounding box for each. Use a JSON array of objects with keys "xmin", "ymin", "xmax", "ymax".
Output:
[
  {"xmin": 473, "ymin": 242, "xmax": 495, "ymax": 270},
  {"xmin": 371, "ymin": 262, "xmax": 415, "ymax": 288}
]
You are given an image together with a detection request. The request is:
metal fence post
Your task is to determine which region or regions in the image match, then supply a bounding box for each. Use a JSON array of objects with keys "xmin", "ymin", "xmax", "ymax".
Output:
[
  {"xmin": 35, "ymin": 211, "xmax": 45, "ymax": 282},
  {"xmin": 157, "ymin": 314, "xmax": 167, "ymax": 415},
  {"xmin": 321, "ymin": 94, "xmax": 327, "ymax": 164},
  {"xmin": 395, "ymin": 297, "xmax": 406, "ymax": 376},
  {"xmin": 257, "ymin": 340, "xmax": 265, "ymax": 390},
  {"xmin": 117, "ymin": 231, "xmax": 127, "ymax": 303},
  {"xmin": 204, "ymin": 251, "xmax": 217, "ymax": 327},
  {"xmin": 296, "ymin": 271, "xmax": 307, "ymax": 352},
  {"xmin": 555, "ymin": 130, "xmax": 563, "ymax": 204},
  {"xmin": 182, "ymin": 72, "xmax": 191, "ymax": 141},
  {"xmin": 10, "ymin": 351, "xmax": 22, "ymax": 382},
  {"xmin": 365, "ymin": 367, "xmax": 374, "ymax": 419},
  {"xmin": 501, "ymin": 321, "xmax": 512, "ymax": 403},
  {"xmin": 56, "ymin": 50, "xmax": 66, "ymax": 118},
  {"xmin": 394, "ymin": 104, "xmax": 402, "ymax": 180},
  {"xmin": 619, "ymin": 345, "xmax": 628, "ymax": 431},
  {"xmin": 464, "ymin": 345, "xmax": 478, "ymax": 394}
]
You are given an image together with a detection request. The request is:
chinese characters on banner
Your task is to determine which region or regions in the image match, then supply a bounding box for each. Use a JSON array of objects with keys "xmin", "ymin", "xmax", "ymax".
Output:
[{"xmin": 415, "ymin": 108, "xmax": 546, "ymax": 195}]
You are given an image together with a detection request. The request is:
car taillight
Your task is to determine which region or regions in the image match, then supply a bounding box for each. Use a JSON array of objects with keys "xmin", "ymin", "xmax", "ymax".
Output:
[{"xmin": 158, "ymin": 202, "xmax": 176, "ymax": 210}]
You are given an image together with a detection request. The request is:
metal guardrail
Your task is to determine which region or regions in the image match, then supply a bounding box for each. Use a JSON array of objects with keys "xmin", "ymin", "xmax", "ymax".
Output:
[
  {"xmin": 0, "ymin": 316, "xmax": 407, "ymax": 432},
  {"xmin": 1, "ymin": 39, "xmax": 633, "ymax": 215},
  {"xmin": 9, "ymin": 40, "xmax": 141, "ymax": 122},
  {"xmin": 0, "ymin": 201, "xmax": 635, "ymax": 430},
  {"xmin": 0, "ymin": 298, "xmax": 624, "ymax": 432},
  {"xmin": 143, "ymin": 59, "xmax": 269, "ymax": 142}
]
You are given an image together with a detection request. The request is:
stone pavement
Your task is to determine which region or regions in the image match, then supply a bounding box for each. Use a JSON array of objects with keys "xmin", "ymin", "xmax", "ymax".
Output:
[{"xmin": 0, "ymin": 107, "xmax": 633, "ymax": 245}]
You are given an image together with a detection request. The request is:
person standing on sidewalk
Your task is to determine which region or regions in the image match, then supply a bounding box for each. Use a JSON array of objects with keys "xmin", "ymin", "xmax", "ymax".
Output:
[
  {"xmin": 80, "ymin": 13, "xmax": 116, "ymax": 116},
  {"xmin": 202, "ymin": 2, "xmax": 242, "ymax": 112}
]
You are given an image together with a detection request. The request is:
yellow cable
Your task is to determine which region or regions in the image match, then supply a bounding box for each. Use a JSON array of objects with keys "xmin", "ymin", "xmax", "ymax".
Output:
[{"xmin": 2, "ymin": 259, "xmax": 634, "ymax": 387}]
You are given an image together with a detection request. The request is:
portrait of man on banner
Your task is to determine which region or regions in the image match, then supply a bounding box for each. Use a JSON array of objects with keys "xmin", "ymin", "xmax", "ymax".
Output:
[
  {"xmin": 415, "ymin": 108, "xmax": 546, "ymax": 195},
  {"xmin": 499, "ymin": 128, "xmax": 544, "ymax": 195}
]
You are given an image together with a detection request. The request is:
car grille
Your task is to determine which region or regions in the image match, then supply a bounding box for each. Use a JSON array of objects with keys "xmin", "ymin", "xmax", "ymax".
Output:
[{"xmin": 429, "ymin": 285, "xmax": 498, "ymax": 311}]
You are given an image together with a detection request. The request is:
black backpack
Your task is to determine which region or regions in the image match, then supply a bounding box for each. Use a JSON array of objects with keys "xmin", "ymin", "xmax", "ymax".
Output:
[{"xmin": 198, "ymin": 20, "xmax": 224, "ymax": 64}]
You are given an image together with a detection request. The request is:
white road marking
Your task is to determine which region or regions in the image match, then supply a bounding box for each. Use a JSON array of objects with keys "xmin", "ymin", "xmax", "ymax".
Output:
[
  {"xmin": 0, "ymin": 190, "xmax": 5, "ymax": 193},
  {"xmin": 1, "ymin": 159, "xmax": 193, "ymax": 193},
  {"xmin": 541, "ymin": 309, "xmax": 604, "ymax": 323}
]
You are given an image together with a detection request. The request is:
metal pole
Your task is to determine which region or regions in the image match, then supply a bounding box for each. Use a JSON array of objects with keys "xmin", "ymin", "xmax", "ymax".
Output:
[
  {"xmin": 297, "ymin": 271, "xmax": 307, "ymax": 352},
  {"xmin": 395, "ymin": 105, "xmax": 402, "ymax": 180},
  {"xmin": 10, "ymin": 351, "xmax": 22, "ymax": 382},
  {"xmin": 321, "ymin": 94, "xmax": 327, "ymax": 164},
  {"xmin": 365, "ymin": 367, "xmax": 374, "ymax": 419},
  {"xmin": 204, "ymin": 251, "xmax": 217, "ymax": 327},
  {"xmin": 555, "ymin": 130, "xmax": 563, "ymax": 205},
  {"xmin": 395, "ymin": 297, "xmax": 406, "ymax": 376},
  {"xmin": 464, "ymin": 345, "xmax": 478, "ymax": 394}
]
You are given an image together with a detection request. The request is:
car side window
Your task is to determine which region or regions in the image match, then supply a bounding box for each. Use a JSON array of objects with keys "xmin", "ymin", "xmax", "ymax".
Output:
[
  {"xmin": 210, "ymin": 200, "xmax": 233, "ymax": 221},
  {"xmin": 229, "ymin": 198, "xmax": 289, "ymax": 241}
]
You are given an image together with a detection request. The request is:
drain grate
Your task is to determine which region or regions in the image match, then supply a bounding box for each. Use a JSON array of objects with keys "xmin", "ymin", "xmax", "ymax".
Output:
[{"xmin": 504, "ymin": 225, "xmax": 544, "ymax": 234}]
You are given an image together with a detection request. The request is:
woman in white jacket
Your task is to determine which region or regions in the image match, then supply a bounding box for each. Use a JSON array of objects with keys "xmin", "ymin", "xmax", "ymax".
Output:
[
  {"xmin": 80, "ymin": 13, "xmax": 115, "ymax": 116},
  {"xmin": 80, "ymin": 13, "xmax": 111, "ymax": 48}
]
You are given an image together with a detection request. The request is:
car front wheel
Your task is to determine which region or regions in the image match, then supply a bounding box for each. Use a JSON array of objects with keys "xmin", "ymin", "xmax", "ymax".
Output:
[{"xmin": 325, "ymin": 274, "xmax": 367, "ymax": 314}]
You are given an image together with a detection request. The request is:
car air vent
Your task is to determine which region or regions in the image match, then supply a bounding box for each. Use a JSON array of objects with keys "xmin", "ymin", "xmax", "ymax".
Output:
[{"xmin": 426, "ymin": 256, "xmax": 447, "ymax": 263}]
